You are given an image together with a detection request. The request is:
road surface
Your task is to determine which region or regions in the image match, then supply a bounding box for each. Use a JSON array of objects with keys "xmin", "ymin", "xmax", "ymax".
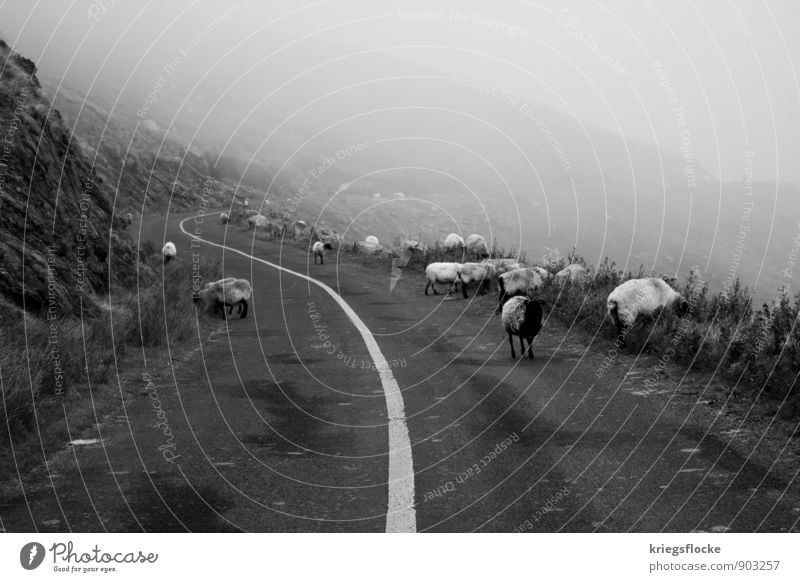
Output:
[{"xmin": 2, "ymin": 212, "xmax": 799, "ymax": 532}]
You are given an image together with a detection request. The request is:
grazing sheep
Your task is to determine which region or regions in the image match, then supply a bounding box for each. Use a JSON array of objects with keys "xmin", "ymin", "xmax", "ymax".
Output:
[
  {"xmin": 293, "ymin": 220, "xmax": 310, "ymax": 240},
  {"xmin": 443, "ymin": 233, "xmax": 465, "ymax": 251},
  {"xmin": 425, "ymin": 262, "xmax": 462, "ymax": 296},
  {"xmin": 607, "ymin": 277, "xmax": 689, "ymax": 339},
  {"xmin": 312, "ymin": 241, "xmax": 333, "ymax": 264},
  {"xmin": 532, "ymin": 266, "xmax": 551, "ymax": 281},
  {"xmin": 194, "ymin": 277, "xmax": 253, "ymax": 319},
  {"xmin": 162, "ymin": 242, "xmax": 177, "ymax": 263},
  {"xmin": 555, "ymin": 263, "xmax": 589, "ymax": 283},
  {"xmin": 124, "ymin": 212, "xmax": 132, "ymax": 228},
  {"xmin": 459, "ymin": 262, "xmax": 496, "ymax": 298},
  {"xmin": 502, "ymin": 293, "xmax": 544, "ymax": 359},
  {"xmin": 465, "ymin": 234, "xmax": 490, "ymax": 258},
  {"xmin": 496, "ymin": 268, "xmax": 543, "ymax": 313},
  {"xmin": 365, "ymin": 235, "xmax": 380, "ymax": 246},
  {"xmin": 248, "ymin": 214, "xmax": 268, "ymax": 230},
  {"xmin": 399, "ymin": 239, "xmax": 425, "ymax": 253},
  {"xmin": 266, "ymin": 220, "xmax": 285, "ymax": 239},
  {"xmin": 482, "ymin": 258, "xmax": 523, "ymax": 275},
  {"xmin": 220, "ymin": 213, "xmax": 229, "ymax": 224}
]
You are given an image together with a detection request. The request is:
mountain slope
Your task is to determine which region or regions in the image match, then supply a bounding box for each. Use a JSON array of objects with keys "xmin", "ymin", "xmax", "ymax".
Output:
[{"xmin": 0, "ymin": 40, "xmax": 140, "ymax": 317}]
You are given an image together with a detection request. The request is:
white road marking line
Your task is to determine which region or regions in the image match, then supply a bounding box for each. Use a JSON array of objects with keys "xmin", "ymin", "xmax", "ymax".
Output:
[{"xmin": 179, "ymin": 217, "xmax": 416, "ymax": 533}]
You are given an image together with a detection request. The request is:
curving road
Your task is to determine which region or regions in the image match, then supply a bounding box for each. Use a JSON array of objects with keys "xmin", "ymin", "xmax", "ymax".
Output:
[{"xmin": 2, "ymin": 212, "xmax": 799, "ymax": 533}]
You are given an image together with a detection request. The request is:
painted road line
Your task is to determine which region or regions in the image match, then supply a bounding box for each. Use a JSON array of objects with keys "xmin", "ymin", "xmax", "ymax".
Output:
[{"xmin": 179, "ymin": 216, "xmax": 416, "ymax": 533}]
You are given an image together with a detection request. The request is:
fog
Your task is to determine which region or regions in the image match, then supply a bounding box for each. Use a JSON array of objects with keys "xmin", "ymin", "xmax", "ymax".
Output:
[{"xmin": 2, "ymin": 0, "xmax": 798, "ymax": 182}]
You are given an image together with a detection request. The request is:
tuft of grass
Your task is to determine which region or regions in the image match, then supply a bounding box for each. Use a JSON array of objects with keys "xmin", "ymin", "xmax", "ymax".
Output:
[{"xmin": 0, "ymin": 251, "xmax": 221, "ymax": 442}]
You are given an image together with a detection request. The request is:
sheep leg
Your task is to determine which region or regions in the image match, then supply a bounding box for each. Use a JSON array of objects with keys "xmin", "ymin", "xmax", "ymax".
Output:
[
  {"xmin": 462, "ymin": 281, "xmax": 469, "ymax": 299},
  {"xmin": 240, "ymin": 299, "xmax": 248, "ymax": 319},
  {"xmin": 615, "ymin": 324, "xmax": 628, "ymax": 347},
  {"xmin": 508, "ymin": 333, "xmax": 516, "ymax": 359},
  {"xmin": 519, "ymin": 335, "xmax": 526, "ymax": 358},
  {"xmin": 496, "ymin": 292, "xmax": 506, "ymax": 315},
  {"xmin": 525, "ymin": 335, "xmax": 534, "ymax": 359}
]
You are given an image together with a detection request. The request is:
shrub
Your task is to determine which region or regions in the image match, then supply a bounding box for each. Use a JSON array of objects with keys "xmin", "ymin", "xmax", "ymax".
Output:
[{"xmin": 0, "ymin": 251, "xmax": 221, "ymax": 442}]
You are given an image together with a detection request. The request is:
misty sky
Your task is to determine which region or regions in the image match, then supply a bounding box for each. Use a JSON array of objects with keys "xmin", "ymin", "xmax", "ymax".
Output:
[{"xmin": 2, "ymin": 0, "xmax": 799, "ymax": 182}]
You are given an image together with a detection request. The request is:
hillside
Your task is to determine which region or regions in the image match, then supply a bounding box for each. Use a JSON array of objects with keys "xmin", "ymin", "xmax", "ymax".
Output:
[{"xmin": 0, "ymin": 40, "xmax": 144, "ymax": 317}]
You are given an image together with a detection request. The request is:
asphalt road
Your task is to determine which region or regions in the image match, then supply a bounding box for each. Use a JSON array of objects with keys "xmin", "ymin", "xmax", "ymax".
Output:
[{"xmin": 2, "ymin": 212, "xmax": 799, "ymax": 532}]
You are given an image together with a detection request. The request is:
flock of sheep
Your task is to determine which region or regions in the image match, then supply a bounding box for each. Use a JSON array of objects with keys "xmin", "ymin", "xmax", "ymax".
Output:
[
  {"xmin": 158, "ymin": 222, "xmax": 689, "ymax": 360},
  {"xmin": 417, "ymin": 233, "xmax": 689, "ymax": 359}
]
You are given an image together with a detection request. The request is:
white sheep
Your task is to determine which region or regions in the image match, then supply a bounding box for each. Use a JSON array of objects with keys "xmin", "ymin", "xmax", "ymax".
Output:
[
  {"xmin": 220, "ymin": 213, "xmax": 229, "ymax": 224},
  {"xmin": 502, "ymin": 293, "xmax": 544, "ymax": 359},
  {"xmin": 496, "ymin": 268, "xmax": 543, "ymax": 313},
  {"xmin": 124, "ymin": 212, "xmax": 132, "ymax": 228},
  {"xmin": 312, "ymin": 241, "xmax": 333, "ymax": 264},
  {"xmin": 162, "ymin": 242, "xmax": 177, "ymax": 263},
  {"xmin": 607, "ymin": 277, "xmax": 688, "ymax": 339},
  {"xmin": 293, "ymin": 220, "xmax": 309, "ymax": 239},
  {"xmin": 443, "ymin": 233, "xmax": 465, "ymax": 251},
  {"xmin": 555, "ymin": 263, "xmax": 589, "ymax": 283},
  {"xmin": 482, "ymin": 258, "xmax": 523, "ymax": 275},
  {"xmin": 248, "ymin": 214, "xmax": 268, "ymax": 230},
  {"xmin": 465, "ymin": 234, "xmax": 490, "ymax": 258},
  {"xmin": 532, "ymin": 266, "xmax": 551, "ymax": 281},
  {"xmin": 425, "ymin": 262, "xmax": 462, "ymax": 296},
  {"xmin": 365, "ymin": 235, "xmax": 380, "ymax": 246},
  {"xmin": 266, "ymin": 220, "xmax": 285, "ymax": 239},
  {"xmin": 458, "ymin": 262, "xmax": 496, "ymax": 298},
  {"xmin": 195, "ymin": 277, "xmax": 253, "ymax": 319}
]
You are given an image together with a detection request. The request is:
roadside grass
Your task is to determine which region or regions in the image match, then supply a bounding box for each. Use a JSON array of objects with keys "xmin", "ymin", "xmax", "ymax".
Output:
[
  {"xmin": 537, "ymin": 252, "xmax": 800, "ymax": 415},
  {"xmin": 0, "ymin": 252, "xmax": 222, "ymax": 459}
]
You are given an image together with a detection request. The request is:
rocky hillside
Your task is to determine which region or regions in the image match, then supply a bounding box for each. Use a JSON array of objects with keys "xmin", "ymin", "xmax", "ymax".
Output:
[
  {"xmin": 43, "ymin": 81, "xmax": 272, "ymax": 214},
  {"xmin": 0, "ymin": 40, "xmax": 142, "ymax": 317}
]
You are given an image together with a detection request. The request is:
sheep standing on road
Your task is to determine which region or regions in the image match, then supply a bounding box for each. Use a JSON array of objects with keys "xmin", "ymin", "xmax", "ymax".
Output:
[
  {"xmin": 162, "ymin": 242, "xmax": 177, "ymax": 263},
  {"xmin": 266, "ymin": 220, "xmax": 285, "ymax": 239},
  {"xmin": 443, "ymin": 233, "xmax": 465, "ymax": 251},
  {"xmin": 459, "ymin": 262, "xmax": 496, "ymax": 298},
  {"xmin": 248, "ymin": 214, "xmax": 268, "ymax": 230},
  {"xmin": 312, "ymin": 241, "xmax": 333, "ymax": 264},
  {"xmin": 293, "ymin": 220, "xmax": 310, "ymax": 240},
  {"xmin": 195, "ymin": 277, "xmax": 253, "ymax": 319},
  {"xmin": 465, "ymin": 234, "xmax": 490, "ymax": 258},
  {"xmin": 502, "ymin": 292, "xmax": 544, "ymax": 359},
  {"xmin": 607, "ymin": 278, "xmax": 689, "ymax": 340},
  {"xmin": 425, "ymin": 262, "xmax": 462, "ymax": 296},
  {"xmin": 496, "ymin": 268, "xmax": 543, "ymax": 313}
]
